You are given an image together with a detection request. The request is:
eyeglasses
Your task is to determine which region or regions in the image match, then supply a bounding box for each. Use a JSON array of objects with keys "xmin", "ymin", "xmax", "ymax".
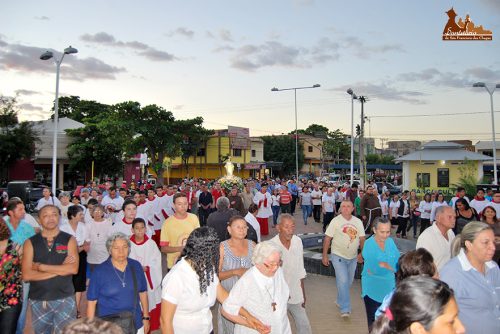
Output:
[{"xmin": 263, "ymin": 260, "xmax": 283, "ymax": 269}]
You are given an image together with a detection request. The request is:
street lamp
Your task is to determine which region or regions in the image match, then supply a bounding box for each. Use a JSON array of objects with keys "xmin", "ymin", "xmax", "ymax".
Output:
[
  {"xmin": 40, "ymin": 46, "xmax": 78, "ymax": 194},
  {"xmin": 473, "ymin": 82, "xmax": 500, "ymax": 185},
  {"xmin": 271, "ymin": 84, "xmax": 321, "ymax": 180},
  {"xmin": 347, "ymin": 88, "xmax": 358, "ymax": 186}
]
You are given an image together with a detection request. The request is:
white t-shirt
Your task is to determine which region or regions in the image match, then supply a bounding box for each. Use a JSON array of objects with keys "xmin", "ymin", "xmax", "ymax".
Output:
[
  {"xmin": 389, "ymin": 201, "xmax": 399, "ymax": 218},
  {"xmin": 325, "ymin": 214, "xmax": 365, "ymax": 260},
  {"xmin": 418, "ymin": 201, "xmax": 432, "ymax": 220},
  {"xmin": 322, "ymin": 193, "xmax": 335, "ymax": 213},
  {"xmin": 299, "ymin": 192, "xmax": 312, "ymax": 206},
  {"xmin": 311, "ymin": 190, "xmax": 322, "ymax": 206},
  {"xmin": 59, "ymin": 220, "xmax": 88, "ymax": 246},
  {"xmin": 380, "ymin": 199, "xmax": 389, "ymax": 216},
  {"xmin": 86, "ymin": 218, "xmax": 114, "ymax": 264},
  {"xmin": 416, "ymin": 223, "xmax": 455, "ymax": 271},
  {"xmin": 469, "ymin": 198, "xmax": 490, "ymax": 216},
  {"xmin": 36, "ymin": 196, "xmax": 61, "ymax": 211},
  {"xmin": 162, "ymin": 258, "xmax": 219, "ymax": 334}
]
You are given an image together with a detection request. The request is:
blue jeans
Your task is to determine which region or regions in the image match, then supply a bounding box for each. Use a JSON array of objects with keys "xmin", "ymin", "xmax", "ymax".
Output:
[
  {"xmin": 16, "ymin": 282, "xmax": 29, "ymax": 334},
  {"xmin": 330, "ymin": 254, "xmax": 357, "ymax": 313},
  {"xmin": 301, "ymin": 205, "xmax": 312, "ymax": 225},
  {"xmin": 272, "ymin": 206, "xmax": 280, "ymax": 226}
]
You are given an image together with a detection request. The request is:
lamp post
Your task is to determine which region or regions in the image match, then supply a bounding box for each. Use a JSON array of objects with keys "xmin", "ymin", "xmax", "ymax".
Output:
[
  {"xmin": 271, "ymin": 84, "xmax": 321, "ymax": 180},
  {"xmin": 473, "ymin": 82, "xmax": 500, "ymax": 185},
  {"xmin": 40, "ymin": 46, "xmax": 78, "ymax": 194},
  {"xmin": 347, "ymin": 88, "xmax": 358, "ymax": 186}
]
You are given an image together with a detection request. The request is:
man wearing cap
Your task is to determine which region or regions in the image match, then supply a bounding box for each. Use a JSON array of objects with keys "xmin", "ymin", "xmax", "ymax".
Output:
[{"xmin": 253, "ymin": 182, "xmax": 273, "ymax": 236}]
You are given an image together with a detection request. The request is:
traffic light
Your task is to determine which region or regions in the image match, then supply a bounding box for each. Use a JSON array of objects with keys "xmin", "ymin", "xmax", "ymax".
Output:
[{"xmin": 356, "ymin": 124, "xmax": 361, "ymax": 136}]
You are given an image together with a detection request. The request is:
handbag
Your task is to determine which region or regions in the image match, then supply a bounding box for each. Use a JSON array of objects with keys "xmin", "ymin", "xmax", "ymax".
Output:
[{"xmin": 99, "ymin": 264, "xmax": 138, "ymax": 334}]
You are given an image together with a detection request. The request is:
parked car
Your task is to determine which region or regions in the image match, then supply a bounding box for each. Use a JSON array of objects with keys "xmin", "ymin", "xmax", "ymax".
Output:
[
  {"xmin": 376, "ymin": 182, "xmax": 401, "ymax": 195},
  {"xmin": 7, "ymin": 181, "xmax": 48, "ymax": 213}
]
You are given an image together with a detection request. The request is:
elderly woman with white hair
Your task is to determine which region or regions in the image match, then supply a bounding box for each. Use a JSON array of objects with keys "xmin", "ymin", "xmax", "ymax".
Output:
[
  {"xmin": 87, "ymin": 232, "xmax": 150, "ymax": 334},
  {"xmin": 223, "ymin": 240, "xmax": 291, "ymax": 333}
]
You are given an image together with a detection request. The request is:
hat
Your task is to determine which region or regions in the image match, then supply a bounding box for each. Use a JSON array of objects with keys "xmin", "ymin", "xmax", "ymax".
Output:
[{"xmin": 261, "ymin": 182, "xmax": 269, "ymax": 187}]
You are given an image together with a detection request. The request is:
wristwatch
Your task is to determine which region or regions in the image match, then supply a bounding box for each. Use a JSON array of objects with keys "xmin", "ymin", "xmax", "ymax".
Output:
[{"xmin": 142, "ymin": 316, "xmax": 150, "ymax": 320}]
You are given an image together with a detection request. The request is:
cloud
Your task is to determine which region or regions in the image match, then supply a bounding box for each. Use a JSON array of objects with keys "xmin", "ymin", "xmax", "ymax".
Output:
[
  {"xmin": 213, "ymin": 45, "xmax": 235, "ymax": 53},
  {"xmin": 80, "ymin": 32, "xmax": 178, "ymax": 62},
  {"xmin": 0, "ymin": 37, "xmax": 125, "ymax": 81},
  {"xmin": 397, "ymin": 67, "xmax": 500, "ymax": 88},
  {"xmin": 333, "ymin": 83, "xmax": 427, "ymax": 105},
  {"xmin": 229, "ymin": 38, "xmax": 341, "ymax": 72},
  {"xmin": 227, "ymin": 35, "xmax": 402, "ymax": 72},
  {"xmin": 173, "ymin": 105, "xmax": 184, "ymax": 110},
  {"xmin": 219, "ymin": 29, "xmax": 234, "ymax": 42},
  {"xmin": 480, "ymin": 0, "xmax": 500, "ymax": 13},
  {"xmin": 166, "ymin": 27, "xmax": 194, "ymax": 39},
  {"xmin": 15, "ymin": 89, "xmax": 41, "ymax": 96},
  {"xmin": 34, "ymin": 16, "xmax": 49, "ymax": 21},
  {"xmin": 341, "ymin": 36, "xmax": 405, "ymax": 59},
  {"xmin": 19, "ymin": 103, "xmax": 43, "ymax": 111}
]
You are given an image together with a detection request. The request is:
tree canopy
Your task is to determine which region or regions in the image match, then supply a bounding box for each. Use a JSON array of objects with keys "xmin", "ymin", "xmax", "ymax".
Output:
[
  {"xmin": 261, "ymin": 135, "xmax": 304, "ymax": 176},
  {"xmin": 61, "ymin": 96, "xmax": 212, "ymax": 184},
  {"xmin": 0, "ymin": 95, "xmax": 40, "ymax": 171}
]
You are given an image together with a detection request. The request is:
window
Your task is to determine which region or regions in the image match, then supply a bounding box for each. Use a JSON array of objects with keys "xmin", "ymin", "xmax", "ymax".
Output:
[
  {"xmin": 196, "ymin": 148, "xmax": 206, "ymax": 157},
  {"xmin": 233, "ymin": 149, "xmax": 242, "ymax": 157},
  {"xmin": 251, "ymin": 149, "xmax": 256, "ymax": 157},
  {"xmin": 416, "ymin": 173, "xmax": 430, "ymax": 188},
  {"xmin": 483, "ymin": 150, "xmax": 493, "ymax": 157},
  {"xmin": 437, "ymin": 168, "xmax": 449, "ymax": 187},
  {"xmin": 308, "ymin": 146, "xmax": 313, "ymax": 152}
]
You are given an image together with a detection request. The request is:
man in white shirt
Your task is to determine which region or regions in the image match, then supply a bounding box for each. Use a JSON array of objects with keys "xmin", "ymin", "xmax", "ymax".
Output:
[
  {"xmin": 271, "ymin": 214, "xmax": 312, "ymax": 334},
  {"xmin": 101, "ymin": 187, "xmax": 124, "ymax": 221},
  {"xmin": 416, "ymin": 205, "xmax": 456, "ymax": 271},
  {"xmin": 36, "ymin": 187, "xmax": 61, "ymax": 211},
  {"xmin": 322, "ymin": 200, "xmax": 365, "ymax": 317},
  {"xmin": 311, "ymin": 185, "xmax": 323, "ymax": 223},
  {"xmin": 321, "ymin": 187, "xmax": 336, "ymax": 232},
  {"xmin": 449, "ymin": 186, "xmax": 470, "ymax": 208}
]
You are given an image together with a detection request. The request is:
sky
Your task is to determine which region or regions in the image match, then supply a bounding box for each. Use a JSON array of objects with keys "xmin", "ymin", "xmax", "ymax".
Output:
[{"xmin": 1, "ymin": 0, "xmax": 500, "ymax": 147}]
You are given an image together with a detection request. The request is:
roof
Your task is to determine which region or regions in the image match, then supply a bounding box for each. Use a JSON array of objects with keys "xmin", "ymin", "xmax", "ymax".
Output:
[
  {"xmin": 33, "ymin": 117, "xmax": 84, "ymax": 133},
  {"xmin": 475, "ymin": 141, "xmax": 500, "ymax": 150},
  {"xmin": 395, "ymin": 141, "xmax": 491, "ymax": 162}
]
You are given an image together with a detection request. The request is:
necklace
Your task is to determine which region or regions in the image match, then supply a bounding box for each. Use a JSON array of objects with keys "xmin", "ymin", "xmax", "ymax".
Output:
[
  {"xmin": 112, "ymin": 263, "xmax": 127, "ymax": 288},
  {"xmin": 264, "ymin": 276, "xmax": 277, "ymax": 312}
]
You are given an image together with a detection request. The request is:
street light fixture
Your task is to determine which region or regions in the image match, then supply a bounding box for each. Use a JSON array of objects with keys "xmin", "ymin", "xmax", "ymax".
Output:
[
  {"xmin": 347, "ymin": 88, "xmax": 358, "ymax": 186},
  {"xmin": 473, "ymin": 82, "xmax": 500, "ymax": 185},
  {"xmin": 271, "ymin": 84, "xmax": 321, "ymax": 180},
  {"xmin": 40, "ymin": 45, "xmax": 78, "ymax": 194}
]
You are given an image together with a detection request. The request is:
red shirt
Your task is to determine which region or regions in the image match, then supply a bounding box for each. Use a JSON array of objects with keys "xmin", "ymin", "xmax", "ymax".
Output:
[{"xmin": 280, "ymin": 191, "xmax": 292, "ymax": 204}]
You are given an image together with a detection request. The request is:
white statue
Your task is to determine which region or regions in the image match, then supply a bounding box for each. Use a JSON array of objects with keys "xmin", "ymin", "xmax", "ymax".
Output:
[{"xmin": 224, "ymin": 157, "xmax": 234, "ymax": 177}]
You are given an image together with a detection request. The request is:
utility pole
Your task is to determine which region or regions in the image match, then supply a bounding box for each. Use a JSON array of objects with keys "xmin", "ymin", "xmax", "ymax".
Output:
[{"xmin": 358, "ymin": 96, "xmax": 367, "ymax": 188}]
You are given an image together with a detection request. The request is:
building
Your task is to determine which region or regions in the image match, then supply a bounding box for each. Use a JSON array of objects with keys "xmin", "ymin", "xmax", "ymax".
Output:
[
  {"xmin": 395, "ymin": 141, "xmax": 491, "ymax": 195},
  {"xmin": 387, "ymin": 140, "xmax": 421, "ymax": 157},
  {"xmin": 7, "ymin": 117, "xmax": 84, "ymax": 189},
  {"xmin": 299, "ymin": 135, "xmax": 325, "ymax": 176},
  {"xmin": 475, "ymin": 140, "xmax": 500, "ymax": 182},
  {"xmin": 151, "ymin": 126, "xmax": 264, "ymax": 181}
]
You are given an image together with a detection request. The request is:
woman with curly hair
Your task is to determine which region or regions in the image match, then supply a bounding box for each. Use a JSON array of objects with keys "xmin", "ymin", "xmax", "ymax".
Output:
[
  {"xmin": 0, "ymin": 216, "xmax": 23, "ymax": 334},
  {"xmin": 160, "ymin": 227, "xmax": 266, "ymax": 334},
  {"xmin": 371, "ymin": 276, "xmax": 465, "ymax": 334}
]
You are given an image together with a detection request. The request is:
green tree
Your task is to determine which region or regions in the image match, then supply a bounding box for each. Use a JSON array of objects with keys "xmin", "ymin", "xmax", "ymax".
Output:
[
  {"xmin": 65, "ymin": 100, "xmax": 125, "ymax": 180},
  {"xmin": 453, "ymin": 159, "xmax": 480, "ymax": 198},
  {"xmin": 295, "ymin": 124, "xmax": 329, "ymax": 138},
  {"xmin": 0, "ymin": 95, "xmax": 40, "ymax": 171},
  {"xmin": 323, "ymin": 129, "xmax": 351, "ymax": 164},
  {"xmin": 262, "ymin": 135, "xmax": 304, "ymax": 176}
]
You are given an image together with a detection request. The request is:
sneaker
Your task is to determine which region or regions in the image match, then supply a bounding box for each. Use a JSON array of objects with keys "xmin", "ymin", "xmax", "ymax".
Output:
[
  {"xmin": 341, "ymin": 312, "xmax": 350, "ymax": 318},
  {"xmin": 335, "ymin": 302, "xmax": 340, "ymax": 309}
]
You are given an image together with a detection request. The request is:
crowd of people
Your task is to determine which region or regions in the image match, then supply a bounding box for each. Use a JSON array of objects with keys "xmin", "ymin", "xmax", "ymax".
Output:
[{"xmin": 0, "ymin": 176, "xmax": 499, "ymax": 334}]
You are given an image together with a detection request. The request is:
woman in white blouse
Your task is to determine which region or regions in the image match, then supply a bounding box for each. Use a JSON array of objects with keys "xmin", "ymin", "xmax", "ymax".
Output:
[
  {"xmin": 59, "ymin": 205, "xmax": 89, "ymax": 318},
  {"xmin": 223, "ymin": 241, "xmax": 291, "ymax": 334},
  {"xmin": 418, "ymin": 193, "xmax": 433, "ymax": 235},
  {"xmin": 161, "ymin": 227, "xmax": 266, "ymax": 334}
]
